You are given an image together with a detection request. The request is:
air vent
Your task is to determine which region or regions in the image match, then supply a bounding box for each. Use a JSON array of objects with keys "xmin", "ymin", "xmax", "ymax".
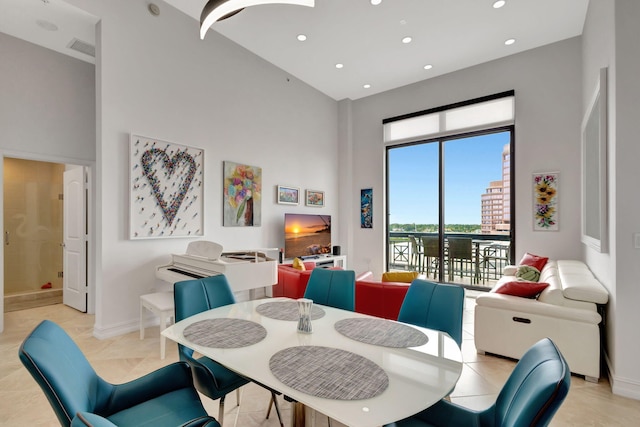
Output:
[{"xmin": 67, "ymin": 38, "xmax": 95, "ymax": 58}]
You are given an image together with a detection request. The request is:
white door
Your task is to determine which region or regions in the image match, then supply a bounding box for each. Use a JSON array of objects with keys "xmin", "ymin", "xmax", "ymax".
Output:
[{"xmin": 63, "ymin": 167, "xmax": 87, "ymax": 312}]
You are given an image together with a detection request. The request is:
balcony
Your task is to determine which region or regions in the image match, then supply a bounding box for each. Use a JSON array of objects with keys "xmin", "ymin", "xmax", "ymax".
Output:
[{"xmin": 388, "ymin": 232, "xmax": 511, "ymax": 289}]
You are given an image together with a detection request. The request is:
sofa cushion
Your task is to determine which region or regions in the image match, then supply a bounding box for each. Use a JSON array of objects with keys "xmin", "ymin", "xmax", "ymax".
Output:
[
  {"xmin": 556, "ymin": 260, "xmax": 609, "ymax": 304},
  {"xmin": 381, "ymin": 271, "xmax": 418, "ymax": 283},
  {"xmin": 519, "ymin": 252, "xmax": 549, "ymax": 271},
  {"xmin": 495, "ymin": 281, "xmax": 549, "ymax": 298},
  {"xmin": 516, "ymin": 265, "xmax": 541, "ymax": 282},
  {"xmin": 292, "ymin": 258, "xmax": 306, "ymax": 270}
]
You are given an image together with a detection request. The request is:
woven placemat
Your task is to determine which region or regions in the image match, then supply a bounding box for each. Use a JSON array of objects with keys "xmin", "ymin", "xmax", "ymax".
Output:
[
  {"xmin": 269, "ymin": 346, "xmax": 388, "ymax": 400},
  {"xmin": 334, "ymin": 318, "xmax": 428, "ymax": 348},
  {"xmin": 183, "ymin": 318, "xmax": 266, "ymax": 348},
  {"xmin": 256, "ymin": 300, "xmax": 326, "ymax": 321}
]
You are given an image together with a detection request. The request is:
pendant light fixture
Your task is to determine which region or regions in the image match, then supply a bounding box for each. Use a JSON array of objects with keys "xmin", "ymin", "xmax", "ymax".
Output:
[{"xmin": 200, "ymin": 0, "xmax": 315, "ymax": 39}]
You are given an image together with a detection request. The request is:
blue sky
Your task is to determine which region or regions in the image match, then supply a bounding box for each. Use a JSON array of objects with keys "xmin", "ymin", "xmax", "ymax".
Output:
[{"xmin": 388, "ymin": 131, "xmax": 510, "ymax": 225}]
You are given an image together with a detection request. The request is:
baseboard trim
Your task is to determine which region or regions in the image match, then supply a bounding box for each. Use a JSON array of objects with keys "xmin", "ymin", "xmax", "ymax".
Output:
[
  {"xmin": 93, "ymin": 318, "xmax": 148, "ymax": 340},
  {"xmin": 605, "ymin": 351, "xmax": 640, "ymax": 400}
]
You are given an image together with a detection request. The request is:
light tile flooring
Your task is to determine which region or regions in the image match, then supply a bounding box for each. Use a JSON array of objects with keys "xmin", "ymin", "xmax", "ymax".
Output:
[{"xmin": 1, "ymin": 299, "xmax": 639, "ymax": 426}]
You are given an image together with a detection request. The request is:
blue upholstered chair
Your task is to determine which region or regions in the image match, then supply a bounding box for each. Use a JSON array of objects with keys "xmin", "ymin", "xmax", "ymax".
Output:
[
  {"xmin": 174, "ymin": 275, "xmax": 283, "ymax": 427},
  {"xmin": 397, "ymin": 279, "xmax": 465, "ymax": 347},
  {"xmin": 303, "ymin": 268, "xmax": 356, "ymax": 311},
  {"xmin": 384, "ymin": 338, "xmax": 571, "ymax": 427},
  {"xmin": 19, "ymin": 320, "xmax": 219, "ymax": 427}
]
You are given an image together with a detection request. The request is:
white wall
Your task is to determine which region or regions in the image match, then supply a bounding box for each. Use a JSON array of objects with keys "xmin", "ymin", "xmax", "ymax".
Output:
[
  {"xmin": 345, "ymin": 37, "xmax": 584, "ymax": 278},
  {"xmin": 0, "ymin": 32, "xmax": 96, "ymax": 332},
  {"xmin": 70, "ymin": 0, "xmax": 338, "ymax": 337},
  {"xmin": 582, "ymin": 0, "xmax": 640, "ymax": 399}
]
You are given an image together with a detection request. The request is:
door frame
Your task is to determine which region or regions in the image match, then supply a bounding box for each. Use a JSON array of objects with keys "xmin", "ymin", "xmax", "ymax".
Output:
[
  {"xmin": 0, "ymin": 150, "xmax": 95, "ymax": 333},
  {"xmin": 384, "ymin": 127, "xmax": 515, "ymax": 288}
]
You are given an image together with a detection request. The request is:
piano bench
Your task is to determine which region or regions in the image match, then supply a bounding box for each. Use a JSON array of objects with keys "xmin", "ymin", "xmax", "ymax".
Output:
[{"xmin": 140, "ymin": 291, "xmax": 175, "ymax": 359}]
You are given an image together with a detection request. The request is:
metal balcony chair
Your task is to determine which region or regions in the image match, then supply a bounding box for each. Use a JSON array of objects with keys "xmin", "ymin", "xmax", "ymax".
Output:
[
  {"xmin": 384, "ymin": 338, "xmax": 571, "ymax": 427},
  {"xmin": 421, "ymin": 235, "xmax": 442, "ymax": 279},
  {"xmin": 447, "ymin": 237, "xmax": 479, "ymax": 284},
  {"xmin": 482, "ymin": 242, "xmax": 511, "ymax": 283},
  {"xmin": 19, "ymin": 320, "xmax": 220, "ymax": 427},
  {"xmin": 408, "ymin": 235, "xmax": 424, "ymax": 272}
]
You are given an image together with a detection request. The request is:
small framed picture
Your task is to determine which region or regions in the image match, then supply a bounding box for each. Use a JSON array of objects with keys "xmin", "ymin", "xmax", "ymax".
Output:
[
  {"xmin": 277, "ymin": 185, "xmax": 300, "ymax": 205},
  {"xmin": 305, "ymin": 190, "xmax": 325, "ymax": 207}
]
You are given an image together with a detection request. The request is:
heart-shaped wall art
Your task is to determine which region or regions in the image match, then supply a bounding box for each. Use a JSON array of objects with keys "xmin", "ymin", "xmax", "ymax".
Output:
[{"xmin": 140, "ymin": 148, "xmax": 197, "ymax": 225}]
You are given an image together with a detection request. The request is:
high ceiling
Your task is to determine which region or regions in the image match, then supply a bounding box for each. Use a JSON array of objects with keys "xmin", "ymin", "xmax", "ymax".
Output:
[{"xmin": 0, "ymin": 0, "xmax": 589, "ymax": 100}]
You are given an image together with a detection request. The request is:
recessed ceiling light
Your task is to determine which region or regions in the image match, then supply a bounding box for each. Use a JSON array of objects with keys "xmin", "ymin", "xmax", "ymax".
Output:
[
  {"xmin": 297, "ymin": 34, "xmax": 307, "ymax": 41},
  {"xmin": 363, "ymin": 84, "xmax": 371, "ymax": 89},
  {"xmin": 335, "ymin": 63, "xmax": 344, "ymax": 69},
  {"xmin": 504, "ymin": 38, "xmax": 516, "ymax": 45},
  {"xmin": 423, "ymin": 64, "xmax": 433, "ymax": 70},
  {"xmin": 370, "ymin": 0, "xmax": 382, "ymax": 5},
  {"xmin": 36, "ymin": 19, "xmax": 58, "ymax": 31},
  {"xmin": 493, "ymin": 1, "xmax": 506, "ymax": 8},
  {"xmin": 402, "ymin": 36, "xmax": 412, "ymax": 44}
]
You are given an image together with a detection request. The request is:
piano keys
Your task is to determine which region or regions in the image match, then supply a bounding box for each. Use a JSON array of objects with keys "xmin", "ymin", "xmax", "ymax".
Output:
[{"xmin": 156, "ymin": 241, "xmax": 278, "ymax": 296}]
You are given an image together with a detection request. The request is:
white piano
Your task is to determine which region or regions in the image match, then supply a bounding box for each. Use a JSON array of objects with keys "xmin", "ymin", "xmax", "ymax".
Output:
[{"xmin": 156, "ymin": 241, "xmax": 278, "ymax": 298}]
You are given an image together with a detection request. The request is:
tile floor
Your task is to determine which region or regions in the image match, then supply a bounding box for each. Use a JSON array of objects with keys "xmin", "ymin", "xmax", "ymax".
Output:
[{"xmin": 1, "ymin": 298, "xmax": 639, "ymax": 426}]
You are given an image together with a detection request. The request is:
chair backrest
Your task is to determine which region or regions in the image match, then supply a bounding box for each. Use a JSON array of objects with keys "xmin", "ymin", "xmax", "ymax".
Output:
[
  {"xmin": 19, "ymin": 320, "xmax": 111, "ymax": 427},
  {"xmin": 174, "ymin": 275, "xmax": 236, "ymax": 359},
  {"xmin": 397, "ymin": 279, "xmax": 465, "ymax": 347},
  {"xmin": 488, "ymin": 338, "xmax": 571, "ymax": 427},
  {"xmin": 421, "ymin": 235, "xmax": 440, "ymax": 258},
  {"xmin": 448, "ymin": 237, "xmax": 472, "ymax": 260},
  {"xmin": 408, "ymin": 235, "xmax": 424, "ymax": 257},
  {"xmin": 303, "ymin": 268, "xmax": 355, "ymax": 311}
]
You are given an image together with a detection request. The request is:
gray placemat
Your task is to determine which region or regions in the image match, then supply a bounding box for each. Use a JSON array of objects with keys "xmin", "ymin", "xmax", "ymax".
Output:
[
  {"xmin": 183, "ymin": 318, "xmax": 266, "ymax": 348},
  {"xmin": 256, "ymin": 300, "xmax": 326, "ymax": 321},
  {"xmin": 269, "ymin": 346, "xmax": 388, "ymax": 400},
  {"xmin": 335, "ymin": 318, "xmax": 428, "ymax": 348}
]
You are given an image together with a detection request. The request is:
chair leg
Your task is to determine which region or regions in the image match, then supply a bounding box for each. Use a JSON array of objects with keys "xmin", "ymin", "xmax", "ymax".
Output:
[
  {"xmin": 266, "ymin": 392, "xmax": 284, "ymax": 427},
  {"xmin": 218, "ymin": 394, "xmax": 226, "ymax": 426},
  {"xmin": 236, "ymin": 388, "xmax": 241, "ymax": 406}
]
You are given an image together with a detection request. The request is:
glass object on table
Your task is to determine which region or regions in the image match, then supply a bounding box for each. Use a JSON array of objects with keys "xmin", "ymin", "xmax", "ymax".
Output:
[{"xmin": 297, "ymin": 298, "xmax": 313, "ymax": 334}]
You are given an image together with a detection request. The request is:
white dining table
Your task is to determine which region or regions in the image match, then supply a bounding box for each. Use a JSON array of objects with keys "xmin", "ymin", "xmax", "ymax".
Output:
[{"xmin": 162, "ymin": 298, "xmax": 463, "ymax": 427}]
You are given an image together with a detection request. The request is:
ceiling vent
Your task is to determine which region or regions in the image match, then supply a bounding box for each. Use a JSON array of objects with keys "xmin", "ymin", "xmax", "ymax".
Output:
[{"xmin": 67, "ymin": 38, "xmax": 95, "ymax": 58}]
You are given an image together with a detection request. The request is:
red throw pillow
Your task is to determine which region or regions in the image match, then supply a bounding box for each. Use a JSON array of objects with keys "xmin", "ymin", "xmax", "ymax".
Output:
[
  {"xmin": 495, "ymin": 281, "xmax": 549, "ymax": 298},
  {"xmin": 519, "ymin": 252, "xmax": 549, "ymax": 272}
]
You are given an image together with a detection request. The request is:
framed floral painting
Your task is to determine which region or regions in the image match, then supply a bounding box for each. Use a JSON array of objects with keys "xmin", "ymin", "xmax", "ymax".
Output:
[
  {"xmin": 223, "ymin": 161, "xmax": 262, "ymax": 226},
  {"xmin": 533, "ymin": 172, "xmax": 558, "ymax": 231},
  {"xmin": 277, "ymin": 185, "xmax": 300, "ymax": 205},
  {"xmin": 305, "ymin": 190, "xmax": 325, "ymax": 207}
]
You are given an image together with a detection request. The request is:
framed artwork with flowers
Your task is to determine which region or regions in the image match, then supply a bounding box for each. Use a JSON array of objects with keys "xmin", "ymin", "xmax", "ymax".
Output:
[
  {"xmin": 223, "ymin": 161, "xmax": 262, "ymax": 226},
  {"xmin": 533, "ymin": 172, "xmax": 558, "ymax": 231},
  {"xmin": 277, "ymin": 185, "xmax": 300, "ymax": 205},
  {"xmin": 129, "ymin": 134, "xmax": 204, "ymax": 239},
  {"xmin": 305, "ymin": 190, "xmax": 325, "ymax": 207}
]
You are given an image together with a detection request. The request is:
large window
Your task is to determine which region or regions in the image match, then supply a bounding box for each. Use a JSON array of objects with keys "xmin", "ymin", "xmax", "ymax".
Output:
[{"xmin": 384, "ymin": 93, "xmax": 515, "ymax": 289}]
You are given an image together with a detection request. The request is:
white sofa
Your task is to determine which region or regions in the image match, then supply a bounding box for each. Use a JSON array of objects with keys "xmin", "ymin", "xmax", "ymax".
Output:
[{"xmin": 474, "ymin": 260, "xmax": 608, "ymax": 382}]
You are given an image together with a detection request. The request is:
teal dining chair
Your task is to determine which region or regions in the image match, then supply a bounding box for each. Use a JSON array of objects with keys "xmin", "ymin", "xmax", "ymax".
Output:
[
  {"xmin": 397, "ymin": 279, "xmax": 465, "ymax": 347},
  {"xmin": 19, "ymin": 320, "xmax": 219, "ymax": 427},
  {"xmin": 174, "ymin": 275, "xmax": 284, "ymax": 427},
  {"xmin": 303, "ymin": 268, "xmax": 356, "ymax": 311},
  {"xmin": 384, "ymin": 338, "xmax": 571, "ymax": 427}
]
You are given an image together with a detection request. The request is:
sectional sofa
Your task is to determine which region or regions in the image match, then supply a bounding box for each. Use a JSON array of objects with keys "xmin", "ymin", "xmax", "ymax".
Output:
[
  {"xmin": 474, "ymin": 259, "xmax": 608, "ymax": 381},
  {"xmin": 272, "ymin": 264, "xmax": 412, "ymax": 320}
]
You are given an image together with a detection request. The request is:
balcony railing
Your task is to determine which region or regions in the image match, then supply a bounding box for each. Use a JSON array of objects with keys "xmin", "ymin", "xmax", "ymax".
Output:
[{"xmin": 388, "ymin": 232, "xmax": 511, "ymax": 289}]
